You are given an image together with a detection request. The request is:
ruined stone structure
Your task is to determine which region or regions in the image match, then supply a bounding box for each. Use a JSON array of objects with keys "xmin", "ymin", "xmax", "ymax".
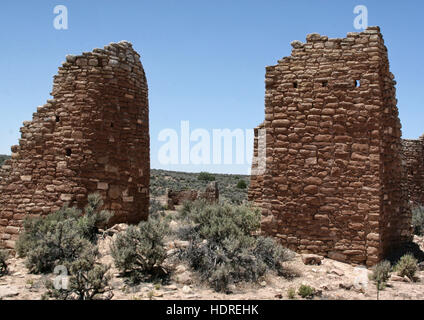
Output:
[
  {"xmin": 167, "ymin": 182, "xmax": 219, "ymax": 210},
  {"xmin": 249, "ymin": 27, "xmax": 412, "ymax": 266},
  {"xmin": 402, "ymin": 136, "xmax": 424, "ymax": 206},
  {"xmin": 0, "ymin": 41, "xmax": 150, "ymax": 249}
]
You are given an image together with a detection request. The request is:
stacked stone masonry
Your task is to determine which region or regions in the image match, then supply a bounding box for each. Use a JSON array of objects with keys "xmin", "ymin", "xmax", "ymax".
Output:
[
  {"xmin": 402, "ymin": 136, "xmax": 424, "ymax": 206},
  {"xmin": 0, "ymin": 41, "xmax": 150, "ymax": 249},
  {"xmin": 167, "ymin": 182, "xmax": 219, "ymax": 210},
  {"xmin": 249, "ymin": 27, "xmax": 412, "ymax": 266}
]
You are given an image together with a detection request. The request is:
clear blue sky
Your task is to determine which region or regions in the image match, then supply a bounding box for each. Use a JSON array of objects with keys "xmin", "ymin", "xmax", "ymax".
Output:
[{"xmin": 0, "ymin": 0, "xmax": 423, "ymax": 174}]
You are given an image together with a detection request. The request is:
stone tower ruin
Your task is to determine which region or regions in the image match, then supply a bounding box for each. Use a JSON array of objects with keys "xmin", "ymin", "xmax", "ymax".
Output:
[
  {"xmin": 249, "ymin": 27, "xmax": 412, "ymax": 266},
  {"xmin": 0, "ymin": 41, "xmax": 150, "ymax": 249}
]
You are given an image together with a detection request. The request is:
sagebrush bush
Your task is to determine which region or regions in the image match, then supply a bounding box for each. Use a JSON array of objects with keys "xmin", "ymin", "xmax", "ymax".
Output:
[
  {"xmin": 254, "ymin": 237, "xmax": 295, "ymax": 273},
  {"xmin": 298, "ymin": 284, "xmax": 316, "ymax": 299},
  {"xmin": 412, "ymin": 206, "xmax": 424, "ymax": 236},
  {"xmin": 180, "ymin": 200, "xmax": 261, "ymax": 244},
  {"xmin": 111, "ymin": 216, "xmax": 169, "ymax": 283},
  {"xmin": 287, "ymin": 287, "xmax": 296, "ymax": 299},
  {"xmin": 395, "ymin": 253, "xmax": 418, "ymax": 280},
  {"xmin": 178, "ymin": 201, "xmax": 293, "ymax": 292},
  {"xmin": 197, "ymin": 172, "xmax": 215, "ymax": 182},
  {"xmin": 236, "ymin": 180, "xmax": 247, "ymax": 189},
  {"xmin": 15, "ymin": 193, "xmax": 111, "ymax": 273},
  {"xmin": 0, "ymin": 250, "xmax": 8, "ymax": 277},
  {"xmin": 44, "ymin": 245, "xmax": 112, "ymax": 300},
  {"xmin": 369, "ymin": 260, "xmax": 391, "ymax": 290}
]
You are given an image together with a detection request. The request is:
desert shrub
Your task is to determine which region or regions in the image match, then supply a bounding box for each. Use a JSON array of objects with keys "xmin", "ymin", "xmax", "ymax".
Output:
[
  {"xmin": 198, "ymin": 172, "xmax": 215, "ymax": 182},
  {"xmin": 298, "ymin": 284, "xmax": 316, "ymax": 299},
  {"xmin": 412, "ymin": 206, "xmax": 424, "ymax": 236},
  {"xmin": 0, "ymin": 250, "xmax": 8, "ymax": 277},
  {"xmin": 149, "ymin": 199, "xmax": 166, "ymax": 219},
  {"xmin": 287, "ymin": 287, "xmax": 296, "ymax": 299},
  {"xmin": 185, "ymin": 236, "xmax": 268, "ymax": 292},
  {"xmin": 395, "ymin": 253, "xmax": 418, "ymax": 280},
  {"xmin": 15, "ymin": 194, "xmax": 111, "ymax": 273},
  {"xmin": 44, "ymin": 245, "xmax": 112, "ymax": 300},
  {"xmin": 179, "ymin": 202, "xmax": 293, "ymax": 292},
  {"xmin": 236, "ymin": 180, "xmax": 247, "ymax": 189},
  {"xmin": 111, "ymin": 217, "xmax": 169, "ymax": 283},
  {"xmin": 253, "ymin": 237, "xmax": 295, "ymax": 273},
  {"xmin": 180, "ymin": 201, "xmax": 261, "ymax": 244},
  {"xmin": 369, "ymin": 260, "xmax": 391, "ymax": 290}
]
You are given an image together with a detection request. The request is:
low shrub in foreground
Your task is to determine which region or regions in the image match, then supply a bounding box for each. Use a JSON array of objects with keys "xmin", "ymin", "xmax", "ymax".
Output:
[
  {"xmin": 0, "ymin": 250, "xmax": 8, "ymax": 277},
  {"xmin": 298, "ymin": 284, "xmax": 316, "ymax": 299},
  {"xmin": 44, "ymin": 246, "xmax": 112, "ymax": 300},
  {"xmin": 15, "ymin": 193, "xmax": 111, "ymax": 273},
  {"xmin": 111, "ymin": 216, "xmax": 169, "ymax": 283},
  {"xmin": 369, "ymin": 260, "xmax": 391, "ymax": 291},
  {"xmin": 395, "ymin": 253, "xmax": 418, "ymax": 280},
  {"xmin": 178, "ymin": 201, "xmax": 294, "ymax": 292}
]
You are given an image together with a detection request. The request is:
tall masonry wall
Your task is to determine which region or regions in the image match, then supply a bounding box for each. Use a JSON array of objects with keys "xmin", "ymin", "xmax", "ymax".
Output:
[
  {"xmin": 249, "ymin": 27, "xmax": 412, "ymax": 266},
  {"xmin": 402, "ymin": 136, "xmax": 424, "ymax": 206},
  {"xmin": 0, "ymin": 41, "xmax": 150, "ymax": 249}
]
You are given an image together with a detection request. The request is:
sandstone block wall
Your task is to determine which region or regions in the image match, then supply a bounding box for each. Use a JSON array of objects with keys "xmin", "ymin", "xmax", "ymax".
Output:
[
  {"xmin": 167, "ymin": 182, "xmax": 219, "ymax": 210},
  {"xmin": 402, "ymin": 136, "xmax": 424, "ymax": 206},
  {"xmin": 0, "ymin": 41, "xmax": 150, "ymax": 249},
  {"xmin": 249, "ymin": 27, "xmax": 412, "ymax": 266}
]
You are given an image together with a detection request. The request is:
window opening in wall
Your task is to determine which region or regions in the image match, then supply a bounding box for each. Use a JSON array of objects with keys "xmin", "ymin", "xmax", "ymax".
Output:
[
  {"xmin": 55, "ymin": 116, "xmax": 60, "ymax": 122},
  {"xmin": 355, "ymin": 80, "xmax": 361, "ymax": 88},
  {"xmin": 66, "ymin": 148, "xmax": 72, "ymax": 157},
  {"xmin": 322, "ymin": 81, "xmax": 328, "ymax": 87},
  {"xmin": 293, "ymin": 82, "xmax": 298, "ymax": 88}
]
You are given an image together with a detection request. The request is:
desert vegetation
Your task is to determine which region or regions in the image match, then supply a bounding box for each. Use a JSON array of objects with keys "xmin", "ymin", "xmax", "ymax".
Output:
[
  {"xmin": 0, "ymin": 250, "xmax": 8, "ymax": 277},
  {"xmin": 15, "ymin": 194, "xmax": 113, "ymax": 300},
  {"xmin": 150, "ymin": 169, "xmax": 249, "ymax": 204},
  {"xmin": 111, "ymin": 207, "xmax": 170, "ymax": 284},
  {"xmin": 412, "ymin": 206, "xmax": 424, "ymax": 236},
  {"xmin": 0, "ymin": 154, "xmax": 9, "ymax": 167},
  {"xmin": 175, "ymin": 200, "xmax": 294, "ymax": 292}
]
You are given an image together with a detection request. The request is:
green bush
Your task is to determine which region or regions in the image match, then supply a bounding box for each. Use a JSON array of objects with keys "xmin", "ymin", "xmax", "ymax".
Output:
[
  {"xmin": 254, "ymin": 237, "xmax": 294, "ymax": 273},
  {"xmin": 369, "ymin": 260, "xmax": 391, "ymax": 290},
  {"xmin": 395, "ymin": 253, "xmax": 418, "ymax": 280},
  {"xmin": 298, "ymin": 284, "xmax": 316, "ymax": 299},
  {"xmin": 15, "ymin": 194, "xmax": 111, "ymax": 273},
  {"xmin": 44, "ymin": 245, "xmax": 112, "ymax": 300},
  {"xmin": 180, "ymin": 201, "xmax": 261, "ymax": 244},
  {"xmin": 111, "ymin": 217, "xmax": 169, "ymax": 283},
  {"xmin": 0, "ymin": 250, "xmax": 8, "ymax": 277},
  {"xmin": 178, "ymin": 202, "xmax": 293, "ymax": 292},
  {"xmin": 197, "ymin": 172, "xmax": 215, "ymax": 182},
  {"xmin": 412, "ymin": 206, "xmax": 424, "ymax": 236},
  {"xmin": 236, "ymin": 180, "xmax": 247, "ymax": 189},
  {"xmin": 287, "ymin": 287, "xmax": 296, "ymax": 299}
]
